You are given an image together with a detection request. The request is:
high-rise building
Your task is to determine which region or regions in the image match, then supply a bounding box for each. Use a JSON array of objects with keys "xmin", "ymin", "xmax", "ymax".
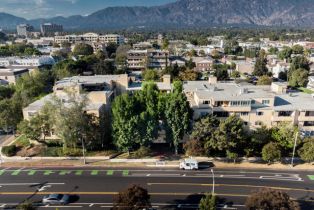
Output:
[
  {"xmin": 40, "ymin": 23, "xmax": 63, "ymax": 36},
  {"xmin": 16, "ymin": 24, "xmax": 34, "ymax": 37}
]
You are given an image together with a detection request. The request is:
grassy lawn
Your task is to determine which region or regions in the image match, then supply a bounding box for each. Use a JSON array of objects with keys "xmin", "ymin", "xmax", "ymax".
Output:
[
  {"xmin": 298, "ymin": 87, "xmax": 314, "ymax": 94},
  {"xmin": 14, "ymin": 135, "xmax": 31, "ymax": 147}
]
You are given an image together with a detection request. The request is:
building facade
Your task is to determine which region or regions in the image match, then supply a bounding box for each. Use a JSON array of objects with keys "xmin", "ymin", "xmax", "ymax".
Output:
[
  {"xmin": 0, "ymin": 67, "xmax": 29, "ymax": 84},
  {"xmin": 54, "ymin": 33, "xmax": 125, "ymax": 45},
  {"xmin": 127, "ymin": 49, "xmax": 169, "ymax": 71},
  {"xmin": 41, "ymin": 23, "xmax": 63, "ymax": 36},
  {"xmin": 183, "ymin": 77, "xmax": 314, "ymax": 136},
  {"xmin": 16, "ymin": 24, "xmax": 34, "ymax": 37}
]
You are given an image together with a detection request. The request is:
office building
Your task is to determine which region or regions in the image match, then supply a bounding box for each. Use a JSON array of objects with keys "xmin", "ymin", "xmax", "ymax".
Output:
[
  {"xmin": 16, "ymin": 24, "xmax": 34, "ymax": 37},
  {"xmin": 41, "ymin": 23, "xmax": 63, "ymax": 36}
]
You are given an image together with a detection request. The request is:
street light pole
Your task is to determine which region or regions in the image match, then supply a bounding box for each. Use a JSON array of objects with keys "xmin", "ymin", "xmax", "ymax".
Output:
[
  {"xmin": 211, "ymin": 168, "xmax": 215, "ymax": 195},
  {"xmin": 81, "ymin": 136, "xmax": 86, "ymax": 165},
  {"xmin": 291, "ymin": 131, "xmax": 299, "ymax": 167}
]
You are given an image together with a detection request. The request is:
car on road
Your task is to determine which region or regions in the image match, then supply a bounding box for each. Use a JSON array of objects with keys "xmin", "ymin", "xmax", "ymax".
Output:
[
  {"xmin": 42, "ymin": 194, "xmax": 70, "ymax": 205},
  {"xmin": 179, "ymin": 158, "xmax": 198, "ymax": 170}
]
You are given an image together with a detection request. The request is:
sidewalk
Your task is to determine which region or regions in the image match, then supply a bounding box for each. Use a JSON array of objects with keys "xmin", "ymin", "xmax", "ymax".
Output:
[{"xmin": 1, "ymin": 155, "xmax": 314, "ymax": 171}]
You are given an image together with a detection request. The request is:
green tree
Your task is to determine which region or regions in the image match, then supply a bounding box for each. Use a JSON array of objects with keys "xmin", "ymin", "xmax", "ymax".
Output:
[
  {"xmin": 136, "ymin": 83, "xmax": 160, "ymax": 146},
  {"xmin": 0, "ymin": 98, "xmax": 23, "ymax": 131},
  {"xmin": 226, "ymin": 150, "xmax": 239, "ymax": 163},
  {"xmin": 247, "ymin": 126, "xmax": 273, "ymax": 156},
  {"xmin": 213, "ymin": 64, "xmax": 229, "ymax": 81},
  {"xmin": 92, "ymin": 60, "xmax": 116, "ymax": 75},
  {"xmin": 199, "ymin": 193, "xmax": 217, "ymax": 210},
  {"xmin": 185, "ymin": 58, "xmax": 196, "ymax": 69},
  {"xmin": 73, "ymin": 43, "xmax": 93, "ymax": 56},
  {"xmin": 298, "ymin": 138, "xmax": 314, "ymax": 163},
  {"xmin": 253, "ymin": 57, "xmax": 268, "ymax": 76},
  {"xmin": 113, "ymin": 184, "xmax": 151, "ymax": 210},
  {"xmin": 106, "ymin": 42, "xmax": 118, "ymax": 58},
  {"xmin": 272, "ymin": 123, "xmax": 299, "ymax": 151},
  {"xmin": 53, "ymin": 95, "xmax": 100, "ymax": 150},
  {"xmin": 289, "ymin": 56, "xmax": 310, "ymax": 72},
  {"xmin": 164, "ymin": 81, "xmax": 191, "ymax": 154},
  {"xmin": 268, "ymin": 47, "xmax": 278, "ymax": 55},
  {"xmin": 245, "ymin": 188, "xmax": 300, "ymax": 210},
  {"xmin": 211, "ymin": 115, "xmax": 245, "ymax": 153},
  {"xmin": 179, "ymin": 69, "xmax": 199, "ymax": 81},
  {"xmin": 191, "ymin": 115, "xmax": 220, "ymax": 155},
  {"xmin": 112, "ymin": 94, "xmax": 141, "ymax": 152},
  {"xmin": 257, "ymin": 75, "xmax": 272, "ymax": 85},
  {"xmin": 142, "ymin": 69, "xmax": 159, "ymax": 81},
  {"xmin": 17, "ymin": 201, "xmax": 36, "ymax": 210},
  {"xmin": 262, "ymin": 142, "xmax": 281, "ymax": 164},
  {"xmin": 278, "ymin": 47, "xmax": 292, "ymax": 60},
  {"xmin": 230, "ymin": 71, "xmax": 240, "ymax": 78},
  {"xmin": 291, "ymin": 45, "xmax": 304, "ymax": 54},
  {"xmin": 289, "ymin": 68, "xmax": 309, "ymax": 87},
  {"xmin": 162, "ymin": 38, "xmax": 169, "ymax": 50}
]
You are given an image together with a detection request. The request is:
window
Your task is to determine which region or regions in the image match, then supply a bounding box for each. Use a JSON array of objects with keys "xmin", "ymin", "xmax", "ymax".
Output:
[
  {"xmin": 256, "ymin": 112, "xmax": 264, "ymax": 116},
  {"xmin": 278, "ymin": 111, "xmax": 292, "ymax": 117},
  {"xmin": 203, "ymin": 100, "xmax": 210, "ymax": 105},
  {"xmin": 240, "ymin": 112, "xmax": 249, "ymax": 116},
  {"xmin": 304, "ymin": 121, "xmax": 314, "ymax": 127},
  {"xmin": 213, "ymin": 112, "xmax": 229, "ymax": 118},
  {"xmin": 251, "ymin": 100, "xmax": 256, "ymax": 104},
  {"xmin": 243, "ymin": 122, "xmax": 249, "ymax": 126},
  {"xmin": 255, "ymin": 121, "xmax": 263, "ymax": 126},
  {"xmin": 305, "ymin": 111, "xmax": 314, "ymax": 117},
  {"xmin": 262, "ymin": 100, "xmax": 270, "ymax": 105}
]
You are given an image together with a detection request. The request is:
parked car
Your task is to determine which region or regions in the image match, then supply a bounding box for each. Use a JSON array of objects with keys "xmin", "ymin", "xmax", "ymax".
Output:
[
  {"xmin": 42, "ymin": 194, "xmax": 70, "ymax": 205},
  {"xmin": 179, "ymin": 158, "xmax": 199, "ymax": 170}
]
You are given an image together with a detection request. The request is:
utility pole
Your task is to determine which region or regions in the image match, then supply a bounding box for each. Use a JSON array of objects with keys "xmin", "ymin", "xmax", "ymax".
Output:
[{"xmin": 291, "ymin": 131, "xmax": 299, "ymax": 167}]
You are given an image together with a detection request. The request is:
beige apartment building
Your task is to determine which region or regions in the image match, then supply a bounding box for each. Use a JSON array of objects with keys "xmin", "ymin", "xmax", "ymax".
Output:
[
  {"xmin": 127, "ymin": 49, "xmax": 169, "ymax": 71},
  {"xmin": 183, "ymin": 77, "xmax": 314, "ymax": 136},
  {"xmin": 0, "ymin": 68, "xmax": 29, "ymax": 84},
  {"xmin": 54, "ymin": 33, "xmax": 124, "ymax": 45}
]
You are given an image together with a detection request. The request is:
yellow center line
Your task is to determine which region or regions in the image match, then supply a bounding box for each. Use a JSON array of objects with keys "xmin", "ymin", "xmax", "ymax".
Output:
[{"xmin": 147, "ymin": 183, "xmax": 314, "ymax": 193}]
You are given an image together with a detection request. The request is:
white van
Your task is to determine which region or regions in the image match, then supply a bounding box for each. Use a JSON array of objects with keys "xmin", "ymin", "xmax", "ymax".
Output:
[{"xmin": 179, "ymin": 158, "xmax": 199, "ymax": 170}]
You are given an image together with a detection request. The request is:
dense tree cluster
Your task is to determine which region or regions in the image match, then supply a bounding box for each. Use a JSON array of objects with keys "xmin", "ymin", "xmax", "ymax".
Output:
[
  {"xmin": 112, "ymin": 81, "xmax": 191, "ymax": 153},
  {"xmin": 0, "ymin": 43, "xmax": 41, "ymax": 56}
]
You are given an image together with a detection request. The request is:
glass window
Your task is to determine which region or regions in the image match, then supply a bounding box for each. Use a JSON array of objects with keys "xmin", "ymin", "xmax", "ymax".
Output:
[{"xmin": 262, "ymin": 100, "xmax": 270, "ymax": 105}]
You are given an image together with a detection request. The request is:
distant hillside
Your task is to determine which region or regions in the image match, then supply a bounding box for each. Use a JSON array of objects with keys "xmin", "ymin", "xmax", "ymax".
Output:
[{"xmin": 1, "ymin": 0, "xmax": 314, "ymax": 30}]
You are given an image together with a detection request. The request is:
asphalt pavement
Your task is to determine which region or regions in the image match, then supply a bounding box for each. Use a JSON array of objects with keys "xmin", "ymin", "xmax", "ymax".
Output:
[{"xmin": 0, "ymin": 167, "xmax": 314, "ymax": 209}]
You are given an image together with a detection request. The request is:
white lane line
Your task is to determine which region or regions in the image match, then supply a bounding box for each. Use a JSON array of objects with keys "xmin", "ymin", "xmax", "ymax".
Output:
[
  {"xmin": 146, "ymin": 174, "xmax": 151, "ymax": 176},
  {"xmin": 89, "ymin": 204, "xmax": 94, "ymax": 207},
  {"xmin": 42, "ymin": 206, "xmax": 83, "ymax": 208},
  {"xmin": 0, "ymin": 183, "xmax": 65, "ymax": 186},
  {"xmin": 220, "ymin": 175, "xmax": 246, "ymax": 177}
]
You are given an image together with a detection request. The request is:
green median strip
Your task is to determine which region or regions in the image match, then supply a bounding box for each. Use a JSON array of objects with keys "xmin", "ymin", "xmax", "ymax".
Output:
[
  {"xmin": 123, "ymin": 170, "xmax": 129, "ymax": 176},
  {"xmin": 11, "ymin": 170, "xmax": 21, "ymax": 176},
  {"xmin": 75, "ymin": 170, "xmax": 83, "ymax": 175},
  {"xmin": 59, "ymin": 170, "xmax": 71, "ymax": 175},
  {"xmin": 91, "ymin": 170, "xmax": 98, "ymax": 175},
  {"xmin": 307, "ymin": 175, "xmax": 314, "ymax": 180},
  {"xmin": 28, "ymin": 170, "xmax": 36, "ymax": 175},
  {"xmin": 44, "ymin": 170, "xmax": 54, "ymax": 175},
  {"xmin": 107, "ymin": 170, "xmax": 114, "ymax": 175},
  {"xmin": 0, "ymin": 170, "xmax": 5, "ymax": 176}
]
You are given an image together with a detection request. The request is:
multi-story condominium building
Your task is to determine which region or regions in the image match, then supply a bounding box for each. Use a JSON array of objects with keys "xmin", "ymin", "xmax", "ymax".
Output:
[
  {"xmin": 183, "ymin": 77, "xmax": 314, "ymax": 136},
  {"xmin": 54, "ymin": 33, "xmax": 125, "ymax": 45},
  {"xmin": 127, "ymin": 49, "xmax": 169, "ymax": 71},
  {"xmin": 0, "ymin": 56, "xmax": 55, "ymax": 67},
  {"xmin": 16, "ymin": 24, "xmax": 34, "ymax": 37},
  {"xmin": 40, "ymin": 23, "xmax": 63, "ymax": 36},
  {"xmin": 0, "ymin": 67, "xmax": 29, "ymax": 84}
]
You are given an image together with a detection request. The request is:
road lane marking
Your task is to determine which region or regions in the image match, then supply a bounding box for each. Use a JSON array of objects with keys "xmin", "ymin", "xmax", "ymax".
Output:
[
  {"xmin": 308, "ymin": 175, "xmax": 314, "ymax": 180},
  {"xmin": 122, "ymin": 170, "xmax": 129, "ymax": 176},
  {"xmin": 75, "ymin": 170, "xmax": 83, "ymax": 175},
  {"xmin": 44, "ymin": 170, "xmax": 54, "ymax": 175},
  {"xmin": 107, "ymin": 170, "xmax": 114, "ymax": 175},
  {"xmin": 59, "ymin": 170, "xmax": 72, "ymax": 175},
  {"xmin": 0, "ymin": 183, "xmax": 64, "ymax": 186},
  {"xmin": 147, "ymin": 182, "xmax": 314, "ymax": 192},
  {"xmin": 91, "ymin": 170, "xmax": 99, "ymax": 175},
  {"xmin": 28, "ymin": 170, "xmax": 36, "ymax": 175},
  {"xmin": 11, "ymin": 170, "xmax": 21, "ymax": 176}
]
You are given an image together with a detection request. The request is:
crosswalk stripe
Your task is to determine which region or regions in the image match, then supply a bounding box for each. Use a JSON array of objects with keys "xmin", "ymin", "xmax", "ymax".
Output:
[
  {"xmin": 28, "ymin": 170, "xmax": 36, "ymax": 175},
  {"xmin": 91, "ymin": 170, "xmax": 98, "ymax": 175},
  {"xmin": 107, "ymin": 170, "xmax": 114, "ymax": 175}
]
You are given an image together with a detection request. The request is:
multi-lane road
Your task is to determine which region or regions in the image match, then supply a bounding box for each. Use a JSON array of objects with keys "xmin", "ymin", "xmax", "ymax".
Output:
[{"xmin": 0, "ymin": 167, "xmax": 314, "ymax": 209}]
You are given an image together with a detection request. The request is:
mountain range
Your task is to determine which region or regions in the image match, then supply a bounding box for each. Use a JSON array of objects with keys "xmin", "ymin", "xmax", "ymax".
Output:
[{"xmin": 1, "ymin": 0, "xmax": 314, "ymax": 30}]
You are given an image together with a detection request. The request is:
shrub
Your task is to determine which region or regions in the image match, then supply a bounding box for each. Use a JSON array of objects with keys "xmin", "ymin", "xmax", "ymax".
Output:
[
  {"xmin": 40, "ymin": 147, "xmax": 64, "ymax": 157},
  {"xmin": 199, "ymin": 193, "xmax": 217, "ymax": 210},
  {"xmin": 183, "ymin": 139, "xmax": 205, "ymax": 156},
  {"xmin": 132, "ymin": 146, "xmax": 151, "ymax": 158},
  {"xmin": 63, "ymin": 148, "xmax": 83, "ymax": 157},
  {"xmin": 262, "ymin": 142, "xmax": 281, "ymax": 164},
  {"xmin": 1, "ymin": 145, "xmax": 17, "ymax": 157}
]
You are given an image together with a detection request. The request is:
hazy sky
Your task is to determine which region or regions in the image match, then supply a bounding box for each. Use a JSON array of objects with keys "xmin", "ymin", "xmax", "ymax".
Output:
[{"xmin": 0, "ymin": 0, "xmax": 177, "ymax": 19}]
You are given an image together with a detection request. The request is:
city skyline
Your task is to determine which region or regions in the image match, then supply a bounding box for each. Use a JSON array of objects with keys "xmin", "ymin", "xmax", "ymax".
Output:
[{"xmin": 0, "ymin": 0, "xmax": 176, "ymax": 19}]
